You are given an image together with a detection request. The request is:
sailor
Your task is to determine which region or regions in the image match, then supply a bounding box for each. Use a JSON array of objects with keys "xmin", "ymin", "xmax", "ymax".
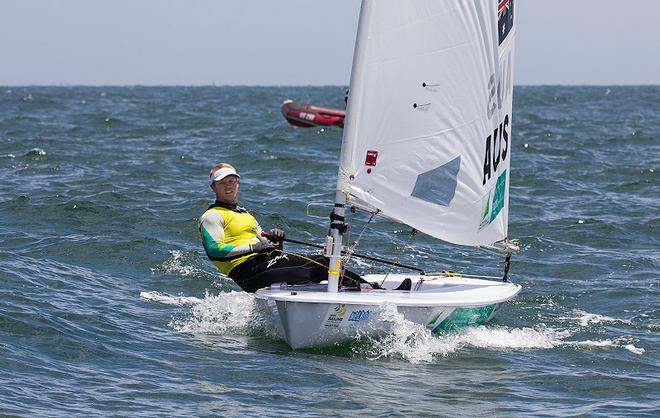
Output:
[{"xmin": 198, "ymin": 163, "xmax": 364, "ymax": 292}]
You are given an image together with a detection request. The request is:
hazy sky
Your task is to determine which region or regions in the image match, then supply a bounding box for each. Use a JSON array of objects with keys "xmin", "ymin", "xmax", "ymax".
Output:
[{"xmin": 2, "ymin": 0, "xmax": 658, "ymax": 86}]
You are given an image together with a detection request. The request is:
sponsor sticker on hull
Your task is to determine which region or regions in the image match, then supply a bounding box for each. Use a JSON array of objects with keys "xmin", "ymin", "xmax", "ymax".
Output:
[{"xmin": 324, "ymin": 305, "xmax": 373, "ymax": 328}]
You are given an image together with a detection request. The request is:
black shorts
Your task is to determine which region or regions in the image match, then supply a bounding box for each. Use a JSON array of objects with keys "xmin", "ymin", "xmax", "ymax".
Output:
[{"xmin": 228, "ymin": 252, "xmax": 362, "ymax": 293}]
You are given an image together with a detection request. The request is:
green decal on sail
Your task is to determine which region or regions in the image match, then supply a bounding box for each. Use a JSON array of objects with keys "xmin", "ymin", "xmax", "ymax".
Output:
[
  {"xmin": 490, "ymin": 170, "xmax": 506, "ymax": 222},
  {"xmin": 482, "ymin": 193, "xmax": 490, "ymax": 219}
]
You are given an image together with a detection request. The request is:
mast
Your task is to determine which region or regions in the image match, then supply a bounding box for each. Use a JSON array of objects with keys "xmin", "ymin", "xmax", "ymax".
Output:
[
  {"xmin": 326, "ymin": 0, "xmax": 373, "ymax": 291},
  {"xmin": 326, "ymin": 190, "xmax": 347, "ymax": 292}
]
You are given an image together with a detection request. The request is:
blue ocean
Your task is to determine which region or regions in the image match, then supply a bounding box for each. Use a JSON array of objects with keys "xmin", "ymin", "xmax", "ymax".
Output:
[{"xmin": 0, "ymin": 86, "xmax": 658, "ymax": 416}]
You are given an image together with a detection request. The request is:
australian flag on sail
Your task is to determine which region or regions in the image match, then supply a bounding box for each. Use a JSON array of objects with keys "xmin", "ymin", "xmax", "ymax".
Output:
[{"xmin": 498, "ymin": 0, "xmax": 514, "ymax": 45}]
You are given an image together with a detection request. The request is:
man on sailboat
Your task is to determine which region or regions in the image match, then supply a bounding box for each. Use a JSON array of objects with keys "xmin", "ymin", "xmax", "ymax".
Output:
[{"xmin": 198, "ymin": 163, "xmax": 364, "ymax": 292}]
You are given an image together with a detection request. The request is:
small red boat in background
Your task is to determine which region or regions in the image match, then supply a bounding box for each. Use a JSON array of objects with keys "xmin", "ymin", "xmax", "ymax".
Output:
[{"xmin": 281, "ymin": 99, "xmax": 345, "ymax": 128}]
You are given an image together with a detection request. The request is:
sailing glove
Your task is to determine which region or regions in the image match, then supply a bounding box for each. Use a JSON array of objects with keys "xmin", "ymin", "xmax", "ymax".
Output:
[
  {"xmin": 251, "ymin": 241, "xmax": 274, "ymax": 253},
  {"xmin": 268, "ymin": 228, "xmax": 285, "ymax": 241}
]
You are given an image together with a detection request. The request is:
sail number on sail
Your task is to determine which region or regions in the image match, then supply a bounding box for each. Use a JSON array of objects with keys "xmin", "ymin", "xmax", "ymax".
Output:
[
  {"xmin": 482, "ymin": 49, "xmax": 514, "ymax": 187},
  {"xmin": 482, "ymin": 114, "xmax": 509, "ymax": 186}
]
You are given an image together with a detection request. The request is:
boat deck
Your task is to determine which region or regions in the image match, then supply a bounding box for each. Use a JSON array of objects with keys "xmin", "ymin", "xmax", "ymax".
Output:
[{"xmin": 255, "ymin": 274, "xmax": 521, "ymax": 307}]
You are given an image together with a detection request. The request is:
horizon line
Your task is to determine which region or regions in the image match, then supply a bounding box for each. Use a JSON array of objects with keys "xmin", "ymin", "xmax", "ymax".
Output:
[{"xmin": 2, "ymin": 83, "xmax": 659, "ymax": 88}]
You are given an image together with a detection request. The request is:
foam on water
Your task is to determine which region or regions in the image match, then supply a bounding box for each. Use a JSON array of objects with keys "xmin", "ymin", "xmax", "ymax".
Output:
[
  {"xmin": 357, "ymin": 303, "xmax": 572, "ymax": 363},
  {"xmin": 144, "ymin": 290, "xmax": 260, "ymax": 334},
  {"xmin": 623, "ymin": 344, "xmax": 646, "ymax": 355},
  {"xmin": 151, "ymin": 250, "xmax": 209, "ymax": 279},
  {"xmin": 358, "ymin": 303, "xmax": 444, "ymax": 363},
  {"xmin": 353, "ymin": 303, "xmax": 649, "ymax": 362},
  {"xmin": 139, "ymin": 291, "xmax": 202, "ymax": 306},
  {"xmin": 26, "ymin": 147, "xmax": 47, "ymax": 156},
  {"xmin": 565, "ymin": 309, "xmax": 633, "ymax": 327},
  {"xmin": 569, "ymin": 339, "xmax": 646, "ymax": 355},
  {"xmin": 358, "ymin": 307, "xmax": 646, "ymax": 363}
]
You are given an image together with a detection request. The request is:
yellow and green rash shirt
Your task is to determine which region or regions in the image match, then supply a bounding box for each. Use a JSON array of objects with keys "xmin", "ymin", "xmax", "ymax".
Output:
[{"xmin": 198, "ymin": 203, "xmax": 266, "ymax": 275}]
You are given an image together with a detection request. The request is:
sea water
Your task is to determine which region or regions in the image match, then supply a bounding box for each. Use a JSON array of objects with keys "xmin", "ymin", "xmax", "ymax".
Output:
[{"xmin": 0, "ymin": 86, "xmax": 658, "ymax": 416}]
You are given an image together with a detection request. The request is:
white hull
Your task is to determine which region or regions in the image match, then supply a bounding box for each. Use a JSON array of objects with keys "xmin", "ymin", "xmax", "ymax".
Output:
[{"xmin": 254, "ymin": 273, "xmax": 521, "ymax": 349}]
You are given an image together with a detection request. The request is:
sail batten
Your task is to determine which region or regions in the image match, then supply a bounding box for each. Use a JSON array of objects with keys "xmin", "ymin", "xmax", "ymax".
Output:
[{"xmin": 338, "ymin": 0, "xmax": 515, "ymax": 247}]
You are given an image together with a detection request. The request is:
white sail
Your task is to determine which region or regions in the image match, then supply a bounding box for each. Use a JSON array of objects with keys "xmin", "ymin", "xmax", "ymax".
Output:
[{"xmin": 338, "ymin": 0, "xmax": 516, "ymax": 247}]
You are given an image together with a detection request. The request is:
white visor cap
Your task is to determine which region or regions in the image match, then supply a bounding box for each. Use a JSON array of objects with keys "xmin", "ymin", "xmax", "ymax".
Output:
[{"xmin": 209, "ymin": 167, "xmax": 240, "ymax": 185}]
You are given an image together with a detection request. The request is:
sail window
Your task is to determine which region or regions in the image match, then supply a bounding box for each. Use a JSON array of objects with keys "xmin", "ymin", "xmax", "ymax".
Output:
[{"xmin": 410, "ymin": 156, "xmax": 461, "ymax": 207}]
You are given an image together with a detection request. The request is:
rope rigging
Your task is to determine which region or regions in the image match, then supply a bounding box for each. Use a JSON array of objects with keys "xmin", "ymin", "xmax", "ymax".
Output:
[
  {"xmin": 340, "ymin": 207, "xmax": 377, "ymax": 285},
  {"xmin": 380, "ymin": 228, "xmax": 417, "ymax": 287}
]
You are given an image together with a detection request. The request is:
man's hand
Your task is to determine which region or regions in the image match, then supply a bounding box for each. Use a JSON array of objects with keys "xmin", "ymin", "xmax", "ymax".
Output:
[
  {"xmin": 251, "ymin": 241, "xmax": 275, "ymax": 253},
  {"xmin": 268, "ymin": 228, "xmax": 285, "ymax": 241}
]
